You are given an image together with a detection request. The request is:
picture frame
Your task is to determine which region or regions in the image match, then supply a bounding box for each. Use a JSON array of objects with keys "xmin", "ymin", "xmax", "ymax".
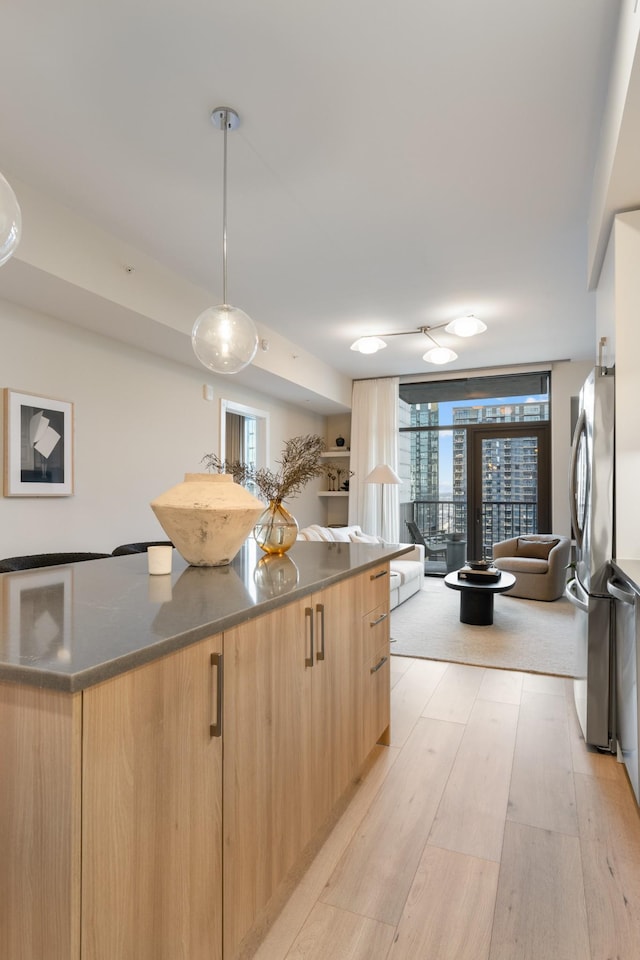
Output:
[{"xmin": 3, "ymin": 389, "xmax": 74, "ymax": 496}]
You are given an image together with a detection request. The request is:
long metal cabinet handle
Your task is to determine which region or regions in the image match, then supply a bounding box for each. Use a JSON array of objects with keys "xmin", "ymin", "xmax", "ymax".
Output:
[
  {"xmin": 607, "ymin": 577, "xmax": 636, "ymax": 604},
  {"xmin": 370, "ymin": 612, "xmax": 388, "ymax": 627},
  {"xmin": 370, "ymin": 568, "xmax": 388, "ymax": 581},
  {"xmin": 305, "ymin": 606, "xmax": 314, "ymax": 667},
  {"xmin": 316, "ymin": 603, "xmax": 325, "ymax": 661},
  {"xmin": 210, "ymin": 652, "xmax": 223, "ymax": 738},
  {"xmin": 569, "ymin": 409, "xmax": 586, "ymax": 550},
  {"xmin": 370, "ymin": 655, "xmax": 388, "ymax": 675}
]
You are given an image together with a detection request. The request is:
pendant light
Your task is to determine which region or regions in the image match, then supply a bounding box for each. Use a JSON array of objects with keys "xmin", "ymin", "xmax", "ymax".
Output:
[
  {"xmin": 0, "ymin": 171, "xmax": 22, "ymax": 267},
  {"xmin": 192, "ymin": 107, "xmax": 258, "ymax": 375}
]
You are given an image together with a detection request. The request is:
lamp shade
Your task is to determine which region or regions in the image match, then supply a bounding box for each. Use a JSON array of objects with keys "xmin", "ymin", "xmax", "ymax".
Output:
[
  {"xmin": 192, "ymin": 304, "xmax": 258, "ymax": 375},
  {"xmin": 350, "ymin": 336, "xmax": 387, "ymax": 354},
  {"xmin": 423, "ymin": 346, "xmax": 458, "ymax": 365},
  {"xmin": 365, "ymin": 464, "xmax": 401, "ymax": 485},
  {"xmin": 444, "ymin": 315, "xmax": 487, "ymax": 338}
]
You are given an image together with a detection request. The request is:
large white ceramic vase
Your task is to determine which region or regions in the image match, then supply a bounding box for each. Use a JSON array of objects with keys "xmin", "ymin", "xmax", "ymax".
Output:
[{"xmin": 150, "ymin": 473, "xmax": 264, "ymax": 567}]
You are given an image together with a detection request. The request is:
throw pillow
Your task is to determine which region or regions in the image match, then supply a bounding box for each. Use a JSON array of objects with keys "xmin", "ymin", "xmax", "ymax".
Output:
[
  {"xmin": 516, "ymin": 537, "xmax": 559, "ymax": 560},
  {"xmin": 350, "ymin": 532, "xmax": 382, "ymax": 544}
]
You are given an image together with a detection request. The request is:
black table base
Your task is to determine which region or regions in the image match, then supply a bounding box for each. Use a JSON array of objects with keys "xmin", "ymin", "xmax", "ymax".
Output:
[{"xmin": 459, "ymin": 589, "xmax": 495, "ymax": 626}]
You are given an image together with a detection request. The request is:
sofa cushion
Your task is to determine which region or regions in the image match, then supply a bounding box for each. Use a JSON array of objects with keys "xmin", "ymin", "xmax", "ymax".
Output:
[
  {"xmin": 391, "ymin": 560, "xmax": 422, "ymax": 585},
  {"xmin": 515, "ymin": 537, "xmax": 559, "ymax": 560},
  {"xmin": 495, "ymin": 556, "xmax": 549, "ymax": 574}
]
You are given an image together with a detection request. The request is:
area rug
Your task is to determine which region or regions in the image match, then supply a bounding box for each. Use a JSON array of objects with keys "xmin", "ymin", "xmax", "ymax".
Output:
[{"xmin": 390, "ymin": 576, "xmax": 578, "ymax": 677}]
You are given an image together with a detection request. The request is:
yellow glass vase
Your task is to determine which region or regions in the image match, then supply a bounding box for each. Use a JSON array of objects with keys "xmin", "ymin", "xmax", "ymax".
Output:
[{"xmin": 253, "ymin": 500, "xmax": 299, "ymax": 555}]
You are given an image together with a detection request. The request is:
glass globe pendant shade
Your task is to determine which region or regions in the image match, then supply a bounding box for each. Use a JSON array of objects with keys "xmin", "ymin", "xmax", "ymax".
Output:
[
  {"xmin": 423, "ymin": 346, "xmax": 458, "ymax": 365},
  {"xmin": 192, "ymin": 302, "xmax": 258, "ymax": 375},
  {"xmin": 0, "ymin": 171, "xmax": 22, "ymax": 267}
]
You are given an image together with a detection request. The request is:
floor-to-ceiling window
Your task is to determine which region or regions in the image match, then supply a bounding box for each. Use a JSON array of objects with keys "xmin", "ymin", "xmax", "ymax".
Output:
[{"xmin": 399, "ymin": 372, "xmax": 551, "ymax": 572}]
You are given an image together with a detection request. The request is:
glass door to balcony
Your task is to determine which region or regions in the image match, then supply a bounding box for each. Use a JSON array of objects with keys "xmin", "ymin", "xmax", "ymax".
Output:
[{"xmin": 468, "ymin": 424, "xmax": 551, "ymax": 560}]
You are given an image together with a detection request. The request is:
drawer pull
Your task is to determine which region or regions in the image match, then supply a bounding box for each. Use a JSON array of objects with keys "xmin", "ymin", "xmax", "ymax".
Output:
[
  {"xmin": 316, "ymin": 603, "xmax": 326, "ymax": 661},
  {"xmin": 370, "ymin": 569, "xmax": 389, "ymax": 581},
  {"xmin": 370, "ymin": 612, "xmax": 388, "ymax": 627},
  {"xmin": 370, "ymin": 655, "xmax": 388, "ymax": 675},
  {"xmin": 210, "ymin": 652, "xmax": 223, "ymax": 738},
  {"xmin": 305, "ymin": 606, "xmax": 314, "ymax": 667}
]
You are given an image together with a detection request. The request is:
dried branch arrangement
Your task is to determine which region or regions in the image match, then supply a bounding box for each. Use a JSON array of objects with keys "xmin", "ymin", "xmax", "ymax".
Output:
[{"xmin": 203, "ymin": 434, "xmax": 326, "ymax": 503}]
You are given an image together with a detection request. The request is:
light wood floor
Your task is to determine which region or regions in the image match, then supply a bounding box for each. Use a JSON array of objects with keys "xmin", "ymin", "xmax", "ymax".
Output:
[{"xmin": 251, "ymin": 657, "xmax": 640, "ymax": 960}]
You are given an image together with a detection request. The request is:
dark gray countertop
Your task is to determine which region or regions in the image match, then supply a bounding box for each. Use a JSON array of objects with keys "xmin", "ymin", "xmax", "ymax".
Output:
[
  {"xmin": 611, "ymin": 559, "xmax": 640, "ymax": 594},
  {"xmin": 0, "ymin": 540, "xmax": 410, "ymax": 693}
]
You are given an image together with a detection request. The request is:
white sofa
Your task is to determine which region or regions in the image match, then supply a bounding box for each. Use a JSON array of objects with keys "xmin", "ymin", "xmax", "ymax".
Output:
[{"xmin": 297, "ymin": 524, "xmax": 424, "ymax": 610}]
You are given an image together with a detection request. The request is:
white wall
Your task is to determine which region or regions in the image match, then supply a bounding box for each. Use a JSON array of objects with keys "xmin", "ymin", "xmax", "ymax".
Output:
[
  {"xmin": 608, "ymin": 212, "xmax": 640, "ymax": 558},
  {"xmin": 0, "ymin": 299, "xmax": 326, "ymax": 557}
]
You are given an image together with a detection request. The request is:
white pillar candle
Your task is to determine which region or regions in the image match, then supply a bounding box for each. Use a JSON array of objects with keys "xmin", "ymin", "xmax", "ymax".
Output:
[{"xmin": 148, "ymin": 545, "xmax": 173, "ymax": 576}]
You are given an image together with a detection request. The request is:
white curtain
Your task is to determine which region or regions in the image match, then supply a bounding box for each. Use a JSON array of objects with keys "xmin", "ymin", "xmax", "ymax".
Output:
[{"xmin": 348, "ymin": 377, "xmax": 400, "ymax": 542}]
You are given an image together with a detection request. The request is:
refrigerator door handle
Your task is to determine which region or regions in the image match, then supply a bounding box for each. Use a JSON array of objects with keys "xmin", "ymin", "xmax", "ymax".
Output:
[
  {"xmin": 565, "ymin": 577, "xmax": 589, "ymax": 613},
  {"xmin": 569, "ymin": 409, "xmax": 587, "ymax": 551},
  {"xmin": 607, "ymin": 577, "xmax": 636, "ymax": 605}
]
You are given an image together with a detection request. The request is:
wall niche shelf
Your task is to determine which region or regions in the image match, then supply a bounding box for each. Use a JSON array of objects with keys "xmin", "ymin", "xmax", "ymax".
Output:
[{"xmin": 318, "ymin": 491, "xmax": 349, "ymax": 498}]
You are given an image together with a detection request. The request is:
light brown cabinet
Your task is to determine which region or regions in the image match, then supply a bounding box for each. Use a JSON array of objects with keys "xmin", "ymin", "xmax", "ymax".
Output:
[
  {"xmin": 82, "ymin": 634, "xmax": 223, "ymax": 960},
  {"xmin": 0, "ymin": 634, "xmax": 223, "ymax": 960},
  {"xmin": 0, "ymin": 561, "xmax": 391, "ymax": 960},
  {"xmin": 222, "ymin": 566, "xmax": 390, "ymax": 959}
]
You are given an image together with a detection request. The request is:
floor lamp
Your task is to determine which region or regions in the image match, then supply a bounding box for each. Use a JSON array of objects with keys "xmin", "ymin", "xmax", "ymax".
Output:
[{"xmin": 364, "ymin": 464, "xmax": 401, "ymax": 540}]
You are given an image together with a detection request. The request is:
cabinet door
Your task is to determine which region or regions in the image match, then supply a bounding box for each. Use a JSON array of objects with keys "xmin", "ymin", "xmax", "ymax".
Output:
[
  {"xmin": 223, "ymin": 599, "xmax": 313, "ymax": 960},
  {"xmin": 0, "ymin": 683, "xmax": 82, "ymax": 960},
  {"xmin": 81, "ymin": 635, "xmax": 223, "ymax": 960},
  {"xmin": 312, "ymin": 577, "xmax": 363, "ymax": 822}
]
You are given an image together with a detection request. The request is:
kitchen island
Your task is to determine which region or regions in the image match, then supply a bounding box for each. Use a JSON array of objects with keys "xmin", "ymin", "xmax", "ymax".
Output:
[{"xmin": 0, "ymin": 539, "xmax": 408, "ymax": 960}]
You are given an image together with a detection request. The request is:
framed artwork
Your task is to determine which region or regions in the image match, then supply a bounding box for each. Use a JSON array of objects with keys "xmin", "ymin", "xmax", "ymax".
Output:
[{"xmin": 3, "ymin": 389, "xmax": 74, "ymax": 496}]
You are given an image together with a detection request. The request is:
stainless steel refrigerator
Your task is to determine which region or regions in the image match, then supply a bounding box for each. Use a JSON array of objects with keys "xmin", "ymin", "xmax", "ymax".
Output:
[{"xmin": 566, "ymin": 365, "xmax": 615, "ymax": 750}]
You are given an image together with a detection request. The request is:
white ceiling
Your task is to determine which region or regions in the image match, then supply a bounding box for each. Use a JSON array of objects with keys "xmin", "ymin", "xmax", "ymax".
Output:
[{"xmin": 0, "ymin": 0, "xmax": 627, "ymax": 385}]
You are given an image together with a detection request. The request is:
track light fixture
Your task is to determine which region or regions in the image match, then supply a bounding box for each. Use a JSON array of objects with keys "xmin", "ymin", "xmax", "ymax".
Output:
[{"xmin": 349, "ymin": 315, "xmax": 486, "ymax": 365}]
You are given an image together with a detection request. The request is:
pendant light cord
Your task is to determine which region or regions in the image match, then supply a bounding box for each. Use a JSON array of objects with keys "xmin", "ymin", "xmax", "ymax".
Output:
[{"xmin": 222, "ymin": 110, "xmax": 229, "ymax": 306}]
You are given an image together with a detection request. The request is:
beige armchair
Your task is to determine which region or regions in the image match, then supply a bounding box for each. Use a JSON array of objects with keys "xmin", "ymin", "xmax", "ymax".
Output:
[{"xmin": 492, "ymin": 534, "xmax": 571, "ymax": 601}]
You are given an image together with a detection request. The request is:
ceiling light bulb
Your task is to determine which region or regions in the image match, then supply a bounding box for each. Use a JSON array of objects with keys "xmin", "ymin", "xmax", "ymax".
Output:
[
  {"xmin": 350, "ymin": 336, "xmax": 387, "ymax": 354},
  {"xmin": 423, "ymin": 346, "xmax": 458, "ymax": 365},
  {"xmin": 0, "ymin": 171, "xmax": 21, "ymax": 267},
  {"xmin": 444, "ymin": 315, "xmax": 487, "ymax": 338}
]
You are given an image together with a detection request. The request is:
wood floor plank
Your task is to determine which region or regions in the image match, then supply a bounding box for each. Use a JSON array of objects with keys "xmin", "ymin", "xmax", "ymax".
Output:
[
  {"xmin": 521, "ymin": 672, "xmax": 567, "ymax": 696},
  {"xmin": 565, "ymin": 690, "xmax": 621, "ymax": 782},
  {"xmin": 389, "ymin": 653, "xmax": 412, "ymax": 689},
  {"xmin": 387, "ymin": 845, "xmax": 499, "ymax": 960},
  {"xmin": 421, "ymin": 662, "xmax": 484, "ymax": 724},
  {"xmin": 428, "ymin": 698, "xmax": 519, "ymax": 861},
  {"xmin": 507, "ymin": 689, "xmax": 578, "ymax": 836},
  {"xmin": 283, "ymin": 903, "xmax": 395, "ymax": 960},
  {"xmin": 579, "ymin": 835, "xmax": 640, "ymax": 960},
  {"xmin": 478, "ymin": 668, "xmax": 524, "ymax": 705},
  {"xmin": 574, "ymin": 771, "xmax": 640, "ymax": 960},
  {"xmin": 389, "ymin": 658, "xmax": 448, "ymax": 747},
  {"xmin": 489, "ymin": 821, "xmax": 590, "ymax": 960},
  {"xmin": 321, "ymin": 717, "xmax": 464, "ymax": 925}
]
